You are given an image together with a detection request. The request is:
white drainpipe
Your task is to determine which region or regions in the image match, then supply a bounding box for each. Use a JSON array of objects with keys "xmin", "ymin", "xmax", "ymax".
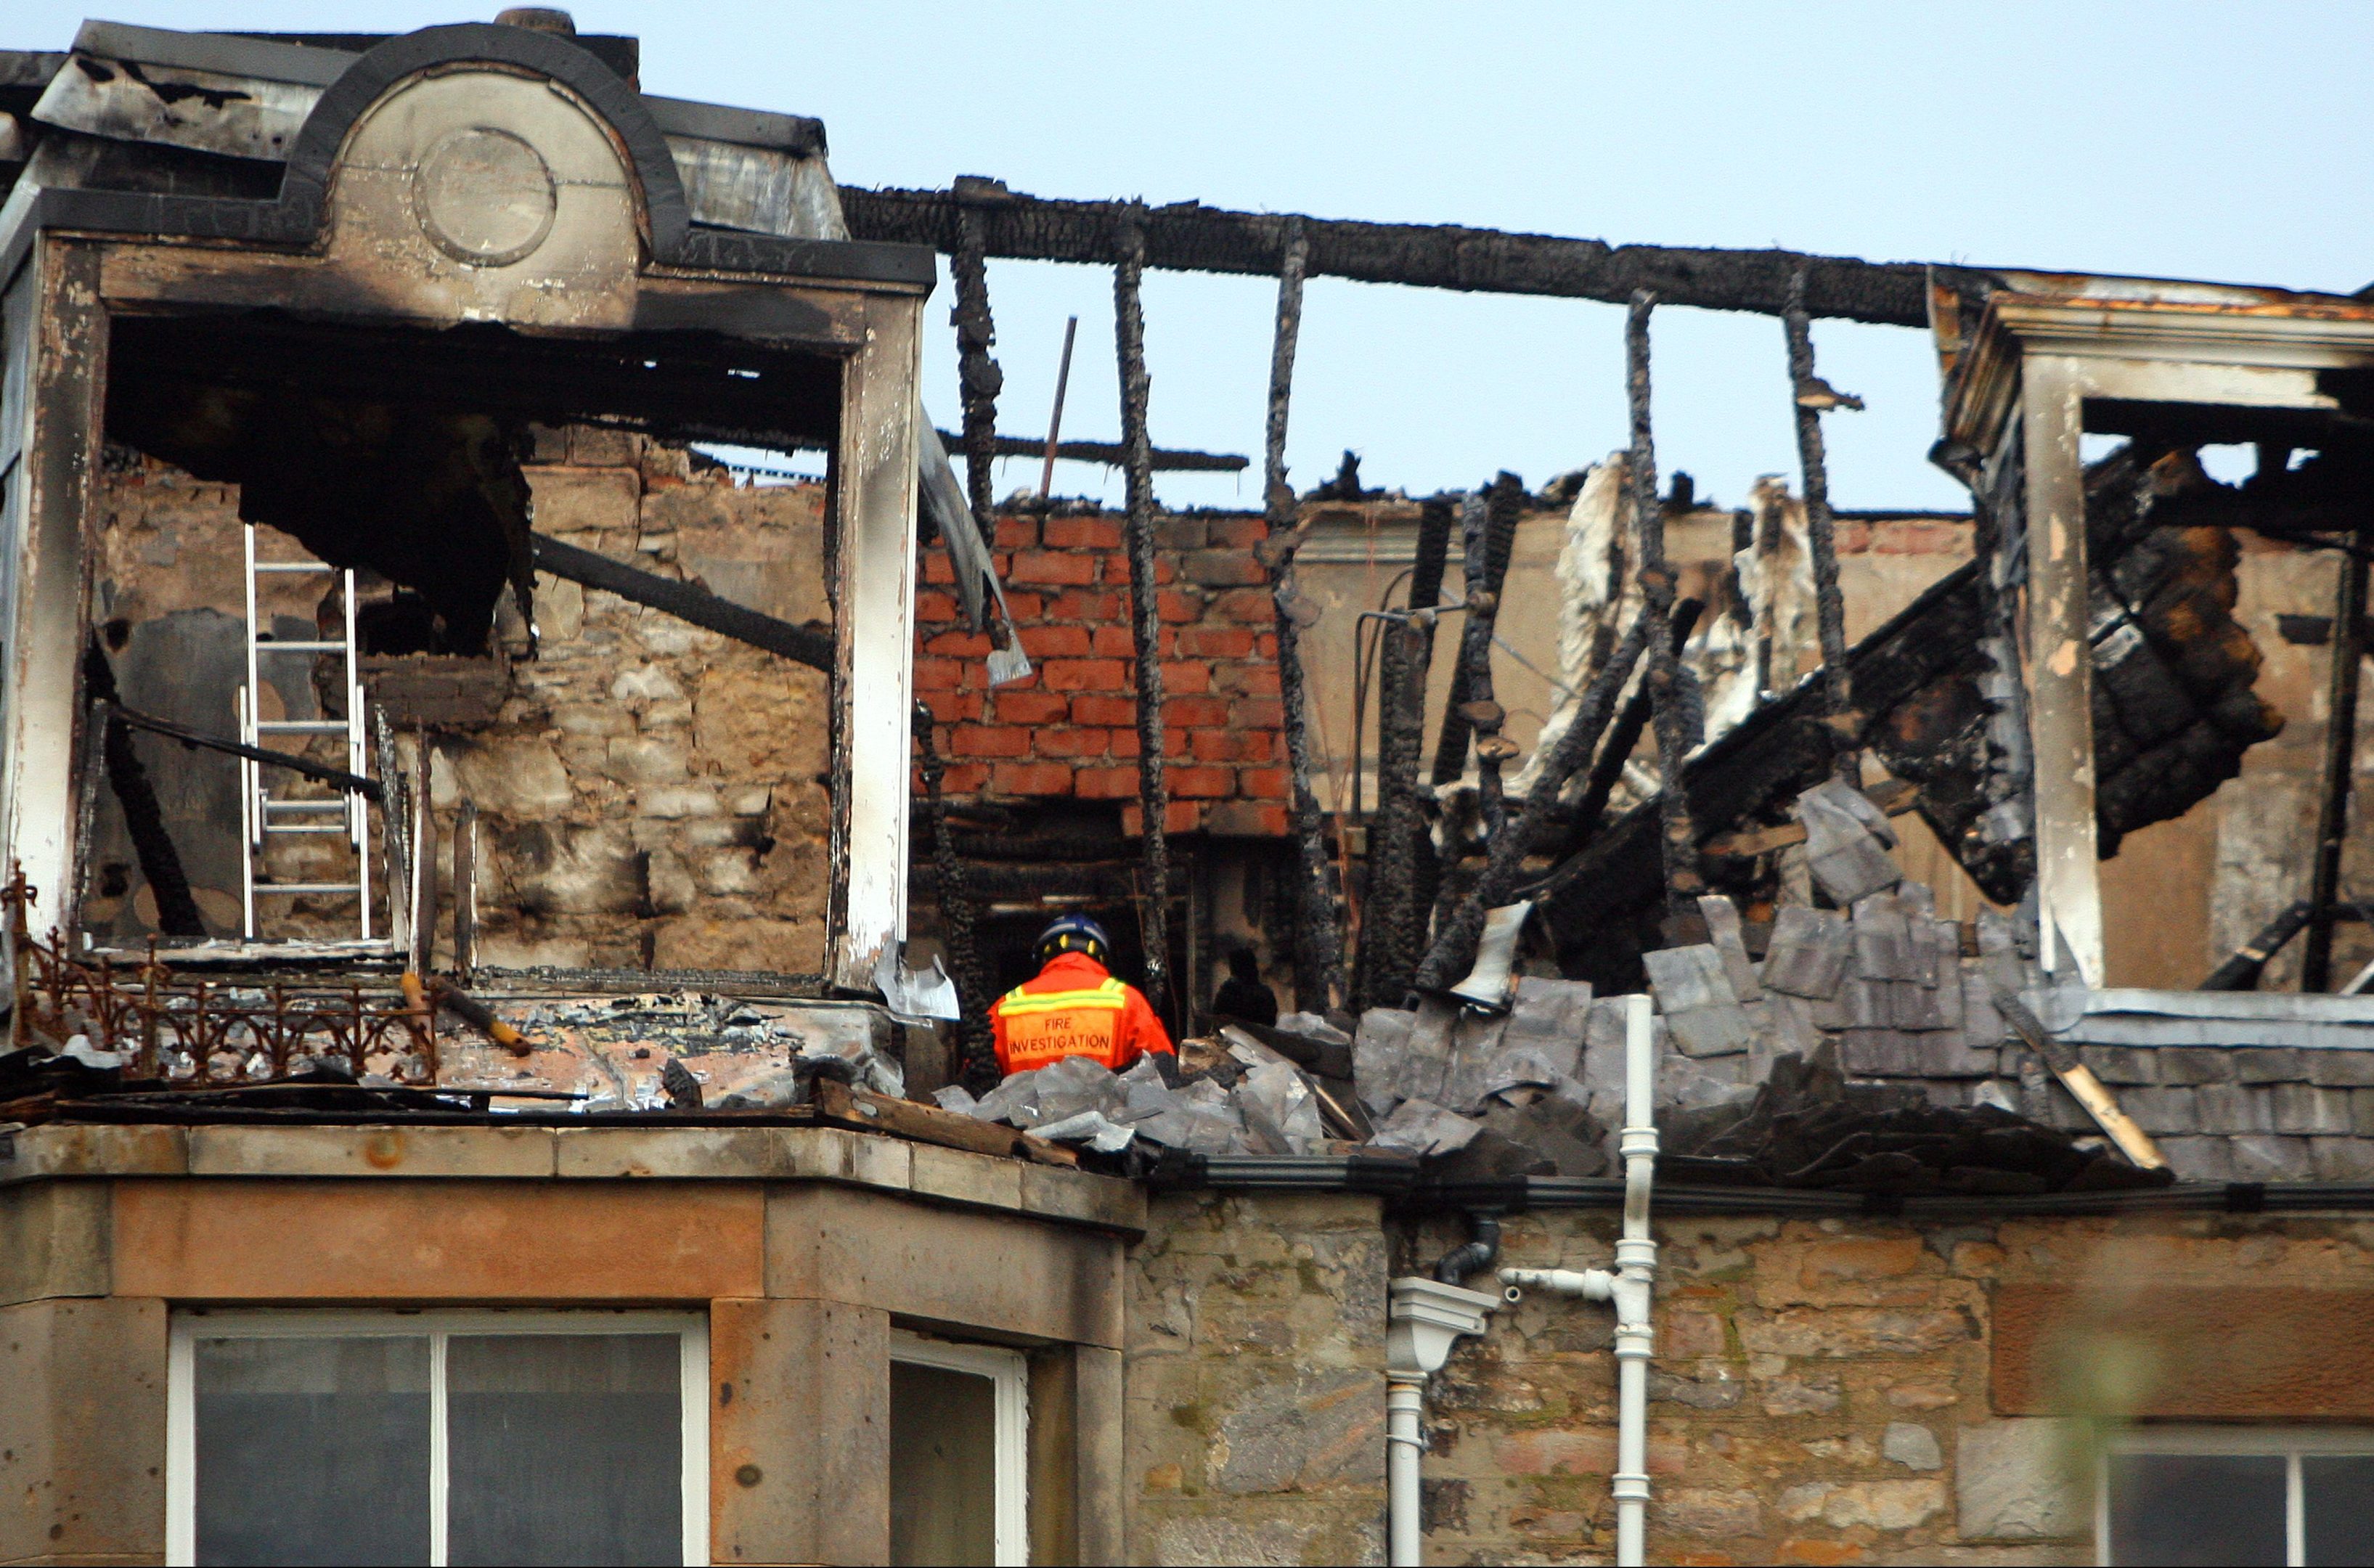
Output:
[
  {"xmin": 1383, "ymin": 1275, "xmax": 1500, "ymax": 1567},
  {"xmin": 1501, "ymin": 991, "xmax": 1659, "ymax": 1566}
]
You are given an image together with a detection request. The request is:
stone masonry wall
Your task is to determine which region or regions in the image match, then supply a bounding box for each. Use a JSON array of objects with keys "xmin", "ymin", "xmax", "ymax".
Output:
[
  {"xmin": 1132, "ymin": 1201, "xmax": 2374, "ymax": 1567},
  {"xmin": 92, "ymin": 430, "xmax": 832, "ymax": 971},
  {"xmin": 1127, "ymin": 1192, "xmax": 1390, "ymax": 1565}
]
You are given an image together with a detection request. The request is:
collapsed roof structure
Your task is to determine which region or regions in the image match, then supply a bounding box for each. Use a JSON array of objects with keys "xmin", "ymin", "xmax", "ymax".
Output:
[{"xmin": 10, "ymin": 12, "xmax": 2374, "ymax": 1568}]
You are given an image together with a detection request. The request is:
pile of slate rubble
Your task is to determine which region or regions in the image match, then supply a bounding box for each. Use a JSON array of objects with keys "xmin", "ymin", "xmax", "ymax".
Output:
[{"xmin": 941, "ymin": 780, "xmax": 2171, "ymax": 1194}]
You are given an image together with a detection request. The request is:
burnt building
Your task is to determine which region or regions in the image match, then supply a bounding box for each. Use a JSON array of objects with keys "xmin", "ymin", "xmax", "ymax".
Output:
[{"xmin": 14, "ymin": 13, "xmax": 2374, "ymax": 1568}]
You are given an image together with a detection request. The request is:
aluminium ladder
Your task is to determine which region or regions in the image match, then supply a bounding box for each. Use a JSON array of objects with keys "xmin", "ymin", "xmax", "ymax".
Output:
[{"xmin": 238, "ymin": 523, "xmax": 373, "ymax": 942}]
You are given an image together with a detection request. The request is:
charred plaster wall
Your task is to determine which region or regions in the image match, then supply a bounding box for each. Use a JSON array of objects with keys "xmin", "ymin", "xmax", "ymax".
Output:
[{"xmin": 91, "ymin": 428, "xmax": 834, "ymax": 971}]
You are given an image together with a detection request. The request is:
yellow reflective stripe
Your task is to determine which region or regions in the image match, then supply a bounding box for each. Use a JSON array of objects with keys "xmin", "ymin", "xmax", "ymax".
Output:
[{"xmin": 997, "ymin": 979, "xmax": 1127, "ymax": 1015}]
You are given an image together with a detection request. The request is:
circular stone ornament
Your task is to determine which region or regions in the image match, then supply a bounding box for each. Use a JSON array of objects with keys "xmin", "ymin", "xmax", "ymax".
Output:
[{"xmin": 412, "ymin": 126, "xmax": 558, "ymax": 266}]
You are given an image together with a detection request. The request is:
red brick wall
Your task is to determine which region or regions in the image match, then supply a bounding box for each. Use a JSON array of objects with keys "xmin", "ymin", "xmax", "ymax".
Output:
[{"xmin": 915, "ymin": 509, "xmax": 1289, "ymax": 837}]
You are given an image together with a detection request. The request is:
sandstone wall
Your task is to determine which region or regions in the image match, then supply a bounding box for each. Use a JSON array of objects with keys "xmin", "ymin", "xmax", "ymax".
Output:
[
  {"xmin": 1130, "ymin": 1200, "xmax": 2374, "ymax": 1566},
  {"xmin": 1127, "ymin": 1192, "xmax": 1390, "ymax": 1565},
  {"xmin": 91, "ymin": 429, "xmax": 833, "ymax": 973}
]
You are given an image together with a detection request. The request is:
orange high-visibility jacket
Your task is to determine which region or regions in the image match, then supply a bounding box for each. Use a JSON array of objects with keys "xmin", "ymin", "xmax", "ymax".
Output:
[{"xmin": 989, "ymin": 952, "xmax": 1174, "ymax": 1077}]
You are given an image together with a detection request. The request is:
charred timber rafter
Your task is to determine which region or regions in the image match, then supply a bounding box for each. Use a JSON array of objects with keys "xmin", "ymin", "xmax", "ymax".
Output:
[
  {"xmin": 934, "ymin": 432, "xmax": 1247, "ymax": 473},
  {"xmin": 913, "ymin": 703, "xmax": 995, "ymax": 1087},
  {"xmin": 1361, "ymin": 498, "xmax": 1457, "ymax": 1009},
  {"xmin": 1432, "ymin": 478, "xmax": 1525, "ymax": 793},
  {"xmin": 1258, "ymin": 216, "xmax": 1346, "ymax": 1012},
  {"xmin": 839, "ymin": 185, "xmax": 1939, "ymax": 325},
  {"xmin": 1113, "ymin": 203, "xmax": 1175, "ymax": 1021},
  {"xmin": 81, "ymin": 646, "xmax": 204, "ymax": 938},
  {"xmin": 1784, "ymin": 266, "xmax": 1858, "ymax": 779},
  {"xmin": 1627, "ymin": 293, "xmax": 1708, "ymax": 918},
  {"xmin": 1414, "ymin": 612, "xmax": 1653, "ymax": 995},
  {"xmin": 951, "ymin": 205, "xmax": 1006, "ymax": 538},
  {"xmin": 529, "ymin": 533, "xmax": 833, "ymax": 672},
  {"xmin": 2303, "ymin": 520, "xmax": 2370, "ymax": 992}
]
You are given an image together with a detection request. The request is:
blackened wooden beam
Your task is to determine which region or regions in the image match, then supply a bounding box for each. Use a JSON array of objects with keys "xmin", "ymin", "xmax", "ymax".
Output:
[
  {"xmin": 2304, "ymin": 524, "xmax": 2370, "ymax": 990},
  {"xmin": 840, "ymin": 184, "xmax": 1940, "ymax": 326},
  {"xmin": 950, "ymin": 207, "xmax": 1005, "ymax": 532},
  {"xmin": 81, "ymin": 646, "xmax": 205, "ymax": 937},
  {"xmin": 1113, "ymin": 203, "xmax": 1175, "ymax": 1020},
  {"xmin": 1361, "ymin": 498, "xmax": 1457, "ymax": 1008},
  {"xmin": 530, "ymin": 533, "xmax": 833, "ymax": 673},
  {"xmin": 1257, "ymin": 216, "xmax": 1347, "ymax": 1012},
  {"xmin": 1784, "ymin": 266, "xmax": 1859, "ymax": 780},
  {"xmin": 1627, "ymin": 293, "xmax": 1708, "ymax": 920},
  {"xmin": 1414, "ymin": 611, "xmax": 1652, "ymax": 996},
  {"xmin": 932, "ymin": 431, "xmax": 1247, "ymax": 472}
]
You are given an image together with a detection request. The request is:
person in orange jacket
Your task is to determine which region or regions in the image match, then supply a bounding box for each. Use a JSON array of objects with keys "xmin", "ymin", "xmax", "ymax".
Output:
[{"xmin": 990, "ymin": 915, "xmax": 1174, "ymax": 1077}]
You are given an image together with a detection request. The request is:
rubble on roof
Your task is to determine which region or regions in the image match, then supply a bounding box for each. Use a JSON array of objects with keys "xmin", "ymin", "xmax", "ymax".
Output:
[{"xmin": 1536, "ymin": 442, "xmax": 2287, "ymax": 989}]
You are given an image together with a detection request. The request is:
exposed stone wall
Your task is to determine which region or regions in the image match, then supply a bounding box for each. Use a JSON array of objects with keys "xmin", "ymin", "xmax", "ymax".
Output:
[
  {"xmin": 1127, "ymin": 1192, "xmax": 1390, "ymax": 1565},
  {"xmin": 1130, "ymin": 1201, "xmax": 2374, "ymax": 1566},
  {"xmin": 91, "ymin": 431, "xmax": 833, "ymax": 972}
]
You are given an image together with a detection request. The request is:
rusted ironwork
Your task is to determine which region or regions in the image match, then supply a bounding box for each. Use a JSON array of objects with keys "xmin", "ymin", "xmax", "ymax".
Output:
[
  {"xmin": 1112, "ymin": 202, "xmax": 1173, "ymax": 1020},
  {"xmin": 4, "ymin": 871, "xmax": 439, "ymax": 1085},
  {"xmin": 1627, "ymin": 291, "xmax": 1708, "ymax": 918}
]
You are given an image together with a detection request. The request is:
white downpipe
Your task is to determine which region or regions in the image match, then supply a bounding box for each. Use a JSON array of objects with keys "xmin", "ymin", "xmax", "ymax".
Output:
[
  {"xmin": 1500, "ymin": 991, "xmax": 1659, "ymax": 1567},
  {"xmin": 1384, "ymin": 1280, "xmax": 1501, "ymax": 1564},
  {"xmin": 1385, "ymin": 1376, "xmax": 1425, "ymax": 1565}
]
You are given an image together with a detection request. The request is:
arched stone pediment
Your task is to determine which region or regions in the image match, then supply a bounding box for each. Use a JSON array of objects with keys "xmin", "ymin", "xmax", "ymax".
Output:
[{"xmin": 285, "ymin": 23, "xmax": 690, "ymax": 327}]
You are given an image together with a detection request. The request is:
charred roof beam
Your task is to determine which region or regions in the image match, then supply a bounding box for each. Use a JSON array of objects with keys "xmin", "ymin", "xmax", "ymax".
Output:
[{"xmin": 840, "ymin": 182, "xmax": 1942, "ymax": 326}]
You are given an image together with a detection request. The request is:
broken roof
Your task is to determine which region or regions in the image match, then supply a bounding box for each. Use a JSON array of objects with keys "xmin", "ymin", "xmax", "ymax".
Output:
[{"xmin": 0, "ymin": 16, "xmax": 920, "ymax": 285}]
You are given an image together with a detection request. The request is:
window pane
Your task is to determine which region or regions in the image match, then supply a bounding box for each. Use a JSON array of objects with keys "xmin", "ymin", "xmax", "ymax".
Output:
[
  {"xmin": 194, "ymin": 1335, "xmax": 431, "ymax": 1567},
  {"xmin": 2306, "ymin": 1455, "xmax": 2374, "ymax": 1567},
  {"xmin": 445, "ymin": 1334, "xmax": 683, "ymax": 1567},
  {"xmin": 2107, "ymin": 1453, "xmax": 2287, "ymax": 1567},
  {"xmin": 890, "ymin": 1360, "xmax": 999, "ymax": 1568}
]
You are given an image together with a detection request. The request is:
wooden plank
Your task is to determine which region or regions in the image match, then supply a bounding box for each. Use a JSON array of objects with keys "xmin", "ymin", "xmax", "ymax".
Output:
[
  {"xmin": 812, "ymin": 1079, "xmax": 1080, "ymax": 1169},
  {"xmin": 2020, "ymin": 354, "xmax": 2105, "ymax": 984}
]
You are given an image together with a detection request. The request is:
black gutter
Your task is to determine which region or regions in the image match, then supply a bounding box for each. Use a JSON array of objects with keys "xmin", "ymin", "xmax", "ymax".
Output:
[{"xmin": 1174, "ymin": 1158, "xmax": 2374, "ymax": 1219}]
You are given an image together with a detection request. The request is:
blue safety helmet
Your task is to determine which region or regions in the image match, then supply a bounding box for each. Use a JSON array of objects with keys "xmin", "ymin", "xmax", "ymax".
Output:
[{"xmin": 1035, "ymin": 913, "xmax": 1114, "ymax": 967}]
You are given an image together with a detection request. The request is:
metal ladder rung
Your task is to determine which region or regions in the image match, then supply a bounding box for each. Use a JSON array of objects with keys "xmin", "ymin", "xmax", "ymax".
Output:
[{"xmin": 242, "ymin": 523, "xmax": 374, "ymax": 946}]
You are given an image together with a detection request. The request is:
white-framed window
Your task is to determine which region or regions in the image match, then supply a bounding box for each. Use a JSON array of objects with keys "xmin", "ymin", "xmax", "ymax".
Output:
[
  {"xmin": 2100, "ymin": 1426, "xmax": 2374, "ymax": 1566},
  {"xmin": 166, "ymin": 1308, "xmax": 709, "ymax": 1568},
  {"xmin": 889, "ymin": 1331, "xmax": 1029, "ymax": 1568}
]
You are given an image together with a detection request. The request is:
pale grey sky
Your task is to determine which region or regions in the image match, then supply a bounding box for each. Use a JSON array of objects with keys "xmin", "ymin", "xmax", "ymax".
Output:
[{"xmin": 17, "ymin": 2, "xmax": 2373, "ymax": 510}]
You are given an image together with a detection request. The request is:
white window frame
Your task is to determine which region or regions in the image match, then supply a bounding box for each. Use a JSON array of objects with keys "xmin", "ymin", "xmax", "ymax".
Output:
[
  {"xmin": 2098, "ymin": 1424, "xmax": 2374, "ymax": 1567},
  {"xmin": 166, "ymin": 1307, "xmax": 709, "ymax": 1568},
  {"xmin": 890, "ymin": 1330, "xmax": 1029, "ymax": 1567}
]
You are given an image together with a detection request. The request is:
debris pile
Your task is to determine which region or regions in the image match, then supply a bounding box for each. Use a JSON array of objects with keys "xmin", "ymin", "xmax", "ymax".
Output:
[
  {"xmin": 939, "ymin": 775, "xmax": 2169, "ymax": 1199},
  {"xmin": 1659, "ymin": 1045, "xmax": 2171, "ymax": 1193},
  {"xmin": 932, "ymin": 1012, "xmax": 1372, "ymax": 1158}
]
